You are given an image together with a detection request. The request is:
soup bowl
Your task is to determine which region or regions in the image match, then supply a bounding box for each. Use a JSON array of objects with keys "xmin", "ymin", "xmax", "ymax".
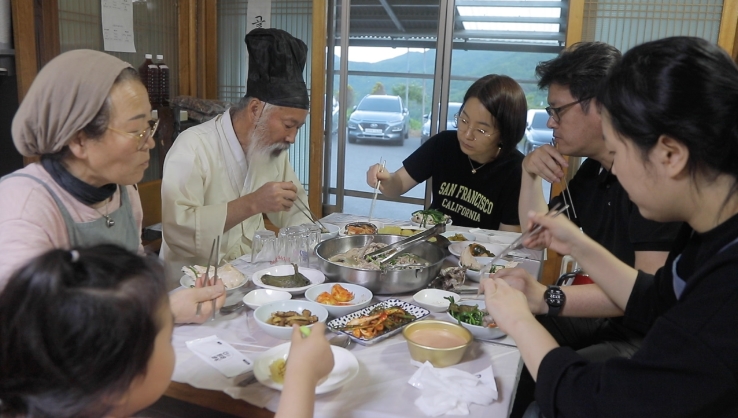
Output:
[{"xmin": 402, "ymin": 320, "xmax": 472, "ymax": 367}]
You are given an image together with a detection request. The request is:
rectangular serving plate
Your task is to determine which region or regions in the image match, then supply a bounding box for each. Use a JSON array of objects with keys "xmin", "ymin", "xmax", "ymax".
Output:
[{"xmin": 327, "ymin": 298, "xmax": 430, "ymax": 346}]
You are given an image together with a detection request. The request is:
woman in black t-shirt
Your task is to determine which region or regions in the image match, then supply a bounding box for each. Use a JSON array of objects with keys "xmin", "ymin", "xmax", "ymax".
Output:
[{"xmin": 366, "ymin": 75, "xmax": 527, "ymax": 230}]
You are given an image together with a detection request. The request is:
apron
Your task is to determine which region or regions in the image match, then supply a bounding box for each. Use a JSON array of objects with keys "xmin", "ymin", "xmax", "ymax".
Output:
[{"xmin": 1, "ymin": 174, "xmax": 139, "ymax": 251}]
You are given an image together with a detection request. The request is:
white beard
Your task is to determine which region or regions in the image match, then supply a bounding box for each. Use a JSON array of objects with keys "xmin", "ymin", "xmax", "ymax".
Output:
[{"xmin": 243, "ymin": 104, "xmax": 290, "ymax": 190}]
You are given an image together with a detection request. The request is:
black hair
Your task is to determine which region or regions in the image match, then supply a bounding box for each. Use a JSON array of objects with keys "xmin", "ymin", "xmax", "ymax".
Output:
[
  {"xmin": 598, "ymin": 36, "xmax": 738, "ymax": 189},
  {"xmin": 536, "ymin": 42, "xmax": 621, "ymax": 112},
  {"xmin": 0, "ymin": 244, "xmax": 168, "ymax": 418},
  {"xmin": 461, "ymin": 74, "xmax": 527, "ymax": 156}
]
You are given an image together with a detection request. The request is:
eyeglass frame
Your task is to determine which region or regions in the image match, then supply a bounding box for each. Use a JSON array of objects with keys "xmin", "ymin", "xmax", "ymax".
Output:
[
  {"xmin": 545, "ymin": 97, "xmax": 592, "ymax": 123},
  {"xmin": 453, "ymin": 113, "xmax": 495, "ymax": 141},
  {"xmin": 107, "ymin": 119, "xmax": 160, "ymax": 150}
]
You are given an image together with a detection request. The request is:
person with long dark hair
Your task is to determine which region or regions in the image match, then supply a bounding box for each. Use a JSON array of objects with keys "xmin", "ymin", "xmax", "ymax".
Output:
[
  {"xmin": 0, "ymin": 245, "xmax": 335, "ymax": 418},
  {"xmin": 366, "ymin": 74, "xmax": 527, "ymax": 231},
  {"xmin": 486, "ymin": 36, "xmax": 738, "ymax": 417}
]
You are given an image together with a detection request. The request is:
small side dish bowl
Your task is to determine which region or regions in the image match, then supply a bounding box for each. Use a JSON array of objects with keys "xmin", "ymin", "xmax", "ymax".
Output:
[
  {"xmin": 403, "ymin": 320, "xmax": 472, "ymax": 367},
  {"xmin": 340, "ymin": 221, "xmax": 384, "ymax": 236},
  {"xmin": 412, "ymin": 288, "xmax": 459, "ymax": 313},
  {"xmin": 243, "ymin": 289, "xmax": 292, "ymax": 310},
  {"xmin": 441, "ymin": 231, "xmax": 476, "ymax": 242},
  {"xmin": 252, "ymin": 265, "xmax": 325, "ymax": 295},
  {"xmin": 320, "ymin": 223, "xmax": 340, "ymax": 241},
  {"xmin": 446, "ymin": 299, "xmax": 506, "ymax": 340},
  {"xmin": 254, "ymin": 300, "xmax": 329, "ymax": 340},
  {"xmin": 304, "ymin": 283, "xmax": 374, "ymax": 317},
  {"xmin": 459, "ymin": 256, "xmax": 506, "ymax": 282}
]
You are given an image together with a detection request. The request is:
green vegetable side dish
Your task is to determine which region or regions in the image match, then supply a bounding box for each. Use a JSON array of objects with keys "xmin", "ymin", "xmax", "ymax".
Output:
[
  {"xmin": 445, "ymin": 296, "xmax": 492, "ymax": 327},
  {"xmin": 412, "ymin": 209, "xmax": 449, "ymax": 225},
  {"xmin": 261, "ymin": 263, "xmax": 311, "ymax": 288}
]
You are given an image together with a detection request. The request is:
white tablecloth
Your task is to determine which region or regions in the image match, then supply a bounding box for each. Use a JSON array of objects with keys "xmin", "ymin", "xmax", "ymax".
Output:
[{"xmin": 171, "ymin": 219, "xmax": 534, "ymax": 417}]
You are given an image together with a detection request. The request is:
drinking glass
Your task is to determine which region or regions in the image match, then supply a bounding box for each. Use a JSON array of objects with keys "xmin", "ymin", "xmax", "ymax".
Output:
[
  {"xmin": 251, "ymin": 230, "xmax": 277, "ymax": 263},
  {"xmin": 278, "ymin": 226, "xmax": 310, "ymax": 267},
  {"xmin": 302, "ymin": 223, "xmax": 321, "ymax": 252}
]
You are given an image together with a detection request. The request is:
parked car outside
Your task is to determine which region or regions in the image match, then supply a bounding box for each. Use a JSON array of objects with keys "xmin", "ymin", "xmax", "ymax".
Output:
[
  {"xmin": 421, "ymin": 102, "xmax": 462, "ymax": 144},
  {"xmin": 521, "ymin": 109, "xmax": 553, "ymax": 154},
  {"xmin": 347, "ymin": 95, "xmax": 409, "ymax": 145}
]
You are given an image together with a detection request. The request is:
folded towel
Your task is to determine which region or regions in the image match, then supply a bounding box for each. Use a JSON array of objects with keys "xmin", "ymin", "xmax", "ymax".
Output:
[{"xmin": 408, "ymin": 360, "xmax": 498, "ymax": 416}]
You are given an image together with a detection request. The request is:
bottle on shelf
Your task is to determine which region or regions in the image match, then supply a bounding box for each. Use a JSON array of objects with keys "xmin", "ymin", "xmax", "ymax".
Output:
[
  {"xmin": 147, "ymin": 56, "xmax": 160, "ymax": 105},
  {"xmin": 157, "ymin": 54, "xmax": 170, "ymax": 106},
  {"xmin": 138, "ymin": 53, "xmax": 153, "ymax": 92}
]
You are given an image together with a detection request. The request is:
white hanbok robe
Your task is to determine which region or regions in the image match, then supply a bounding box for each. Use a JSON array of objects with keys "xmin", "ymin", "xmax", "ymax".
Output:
[{"xmin": 160, "ymin": 109, "xmax": 311, "ymax": 274}]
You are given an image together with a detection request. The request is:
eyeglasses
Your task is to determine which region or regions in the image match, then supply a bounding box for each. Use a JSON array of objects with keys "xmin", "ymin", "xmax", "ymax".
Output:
[
  {"xmin": 545, "ymin": 98, "xmax": 591, "ymax": 123},
  {"xmin": 107, "ymin": 119, "xmax": 159, "ymax": 151},
  {"xmin": 454, "ymin": 114, "xmax": 494, "ymax": 141}
]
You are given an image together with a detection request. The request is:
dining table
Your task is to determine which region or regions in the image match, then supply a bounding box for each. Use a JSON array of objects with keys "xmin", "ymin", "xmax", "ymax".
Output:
[{"xmin": 165, "ymin": 213, "xmax": 543, "ymax": 418}]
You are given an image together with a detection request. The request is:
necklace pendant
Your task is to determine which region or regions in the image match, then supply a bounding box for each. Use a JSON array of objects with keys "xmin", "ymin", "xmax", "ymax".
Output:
[
  {"xmin": 471, "ymin": 169, "xmax": 477, "ymax": 174},
  {"xmin": 105, "ymin": 217, "xmax": 115, "ymax": 228}
]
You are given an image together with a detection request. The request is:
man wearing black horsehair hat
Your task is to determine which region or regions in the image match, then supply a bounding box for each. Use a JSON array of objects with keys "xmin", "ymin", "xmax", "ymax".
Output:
[{"xmin": 160, "ymin": 28, "xmax": 313, "ymax": 274}]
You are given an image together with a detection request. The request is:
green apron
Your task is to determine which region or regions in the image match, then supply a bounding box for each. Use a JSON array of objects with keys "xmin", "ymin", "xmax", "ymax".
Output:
[{"xmin": 1, "ymin": 174, "xmax": 139, "ymax": 251}]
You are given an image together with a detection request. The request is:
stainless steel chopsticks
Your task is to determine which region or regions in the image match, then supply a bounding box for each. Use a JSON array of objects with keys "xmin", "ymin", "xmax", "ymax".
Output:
[
  {"xmin": 479, "ymin": 203, "xmax": 569, "ymax": 277},
  {"xmin": 368, "ymin": 159, "xmax": 386, "ymax": 222},
  {"xmin": 293, "ymin": 192, "xmax": 329, "ymax": 233},
  {"xmin": 211, "ymin": 235, "xmax": 220, "ymax": 321},
  {"xmin": 196, "ymin": 238, "xmax": 218, "ymax": 317},
  {"xmin": 551, "ymin": 139, "xmax": 578, "ymax": 221}
]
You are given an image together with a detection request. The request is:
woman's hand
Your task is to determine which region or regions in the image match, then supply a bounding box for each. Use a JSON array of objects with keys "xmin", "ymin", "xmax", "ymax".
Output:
[
  {"xmin": 522, "ymin": 210, "xmax": 586, "ymax": 256},
  {"xmin": 366, "ymin": 163, "xmax": 390, "ymax": 190},
  {"xmin": 489, "ymin": 267, "xmax": 547, "ymax": 314},
  {"xmin": 285, "ymin": 322, "xmax": 335, "ymax": 385},
  {"xmin": 480, "ymin": 278, "xmax": 535, "ymax": 335},
  {"xmin": 169, "ymin": 276, "xmax": 226, "ymax": 324}
]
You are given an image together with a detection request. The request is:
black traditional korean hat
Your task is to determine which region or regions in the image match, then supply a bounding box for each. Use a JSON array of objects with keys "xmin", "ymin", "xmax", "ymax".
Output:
[{"xmin": 244, "ymin": 28, "xmax": 309, "ymax": 110}]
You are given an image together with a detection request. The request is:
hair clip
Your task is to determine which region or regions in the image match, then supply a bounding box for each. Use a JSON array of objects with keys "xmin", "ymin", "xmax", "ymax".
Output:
[{"xmin": 70, "ymin": 250, "xmax": 80, "ymax": 263}]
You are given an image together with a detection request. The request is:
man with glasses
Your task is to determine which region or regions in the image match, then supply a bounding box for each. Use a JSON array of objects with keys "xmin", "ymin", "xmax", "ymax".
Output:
[
  {"xmin": 160, "ymin": 28, "xmax": 312, "ymax": 273},
  {"xmin": 507, "ymin": 42, "xmax": 682, "ymax": 418}
]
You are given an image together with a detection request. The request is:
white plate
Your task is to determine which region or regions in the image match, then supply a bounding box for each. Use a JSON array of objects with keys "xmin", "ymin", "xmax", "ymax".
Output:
[
  {"xmin": 179, "ymin": 274, "xmax": 248, "ymax": 291},
  {"xmin": 252, "ymin": 265, "xmax": 325, "ymax": 295},
  {"xmin": 448, "ymin": 242, "xmax": 506, "ymax": 258},
  {"xmin": 320, "ymin": 223, "xmax": 340, "ymax": 241},
  {"xmin": 253, "ymin": 342, "xmax": 359, "ymax": 394},
  {"xmin": 459, "ymin": 257, "xmax": 508, "ymax": 282},
  {"xmin": 304, "ymin": 283, "xmax": 374, "ymax": 317},
  {"xmin": 468, "ymin": 229, "xmax": 521, "ymax": 245}
]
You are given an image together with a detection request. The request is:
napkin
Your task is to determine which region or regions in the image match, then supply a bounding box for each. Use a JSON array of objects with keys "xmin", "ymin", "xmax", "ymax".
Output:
[{"xmin": 408, "ymin": 360, "xmax": 498, "ymax": 416}]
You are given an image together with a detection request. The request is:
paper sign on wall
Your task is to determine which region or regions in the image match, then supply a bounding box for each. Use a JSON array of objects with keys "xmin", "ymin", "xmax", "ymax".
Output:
[
  {"xmin": 101, "ymin": 0, "xmax": 136, "ymax": 53},
  {"xmin": 246, "ymin": 0, "xmax": 272, "ymax": 34}
]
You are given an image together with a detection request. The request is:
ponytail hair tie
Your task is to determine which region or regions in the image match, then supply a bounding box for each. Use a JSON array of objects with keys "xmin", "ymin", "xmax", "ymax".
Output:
[{"xmin": 70, "ymin": 250, "xmax": 80, "ymax": 263}]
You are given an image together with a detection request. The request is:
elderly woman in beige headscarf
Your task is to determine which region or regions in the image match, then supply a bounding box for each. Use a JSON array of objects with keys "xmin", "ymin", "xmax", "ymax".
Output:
[{"xmin": 0, "ymin": 49, "xmax": 225, "ymax": 323}]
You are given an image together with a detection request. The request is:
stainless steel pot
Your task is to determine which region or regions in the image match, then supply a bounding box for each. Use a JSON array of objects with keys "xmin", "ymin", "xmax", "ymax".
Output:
[{"xmin": 314, "ymin": 234, "xmax": 446, "ymax": 295}]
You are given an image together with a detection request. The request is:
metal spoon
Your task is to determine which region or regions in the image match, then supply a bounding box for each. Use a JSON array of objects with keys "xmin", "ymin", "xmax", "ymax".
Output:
[
  {"xmin": 219, "ymin": 301, "xmax": 246, "ymax": 315},
  {"xmin": 329, "ymin": 334, "xmax": 351, "ymax": 349}
]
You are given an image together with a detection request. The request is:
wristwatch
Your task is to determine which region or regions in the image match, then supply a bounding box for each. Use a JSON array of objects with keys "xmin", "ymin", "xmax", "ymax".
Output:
[{"xmin": 544, "ymin": 285, "xmax": 566, "ymax": 317}]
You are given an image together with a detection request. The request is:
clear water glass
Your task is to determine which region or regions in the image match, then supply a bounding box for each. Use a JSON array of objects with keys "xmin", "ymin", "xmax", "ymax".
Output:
[{"xmin": 251, "ymin": 230, "xmax": 277, "ymax": 263}]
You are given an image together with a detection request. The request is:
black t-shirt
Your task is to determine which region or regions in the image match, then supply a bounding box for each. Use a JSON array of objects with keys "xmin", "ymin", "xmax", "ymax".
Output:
[
  {"xmin": 403, "ymin": 130, "xmax": 523, "ymax": 229},
  {"xmin": 550, "ymin": 158, "xmax": 681, "ymax": 267}
]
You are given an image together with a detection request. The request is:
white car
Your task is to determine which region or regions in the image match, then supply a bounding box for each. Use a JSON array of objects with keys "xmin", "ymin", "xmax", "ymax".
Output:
[{"xmin": 421, "ymin": 102, "xmax": 462, "ymax": 144}]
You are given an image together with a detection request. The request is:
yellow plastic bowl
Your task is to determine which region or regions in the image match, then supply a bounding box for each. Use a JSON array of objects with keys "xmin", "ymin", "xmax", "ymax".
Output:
[{"xmin": 403, "ymin": 320, "xmax": 472, "ymax": 367}]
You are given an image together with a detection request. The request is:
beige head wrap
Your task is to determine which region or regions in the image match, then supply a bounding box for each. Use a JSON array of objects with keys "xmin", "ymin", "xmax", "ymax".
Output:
[{"xmin": 12, "ymin": 49, "xmax": 133, "ymax": 157}]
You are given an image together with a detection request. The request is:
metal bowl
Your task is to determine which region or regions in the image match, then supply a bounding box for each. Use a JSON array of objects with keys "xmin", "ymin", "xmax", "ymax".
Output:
[
  {"xmin": 403, "ymin": 320, "xmax": 472, "ymax": 367},
  {"xmin": 314, "ymin": 234, "xmax": 446, "ymax": 295}
]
